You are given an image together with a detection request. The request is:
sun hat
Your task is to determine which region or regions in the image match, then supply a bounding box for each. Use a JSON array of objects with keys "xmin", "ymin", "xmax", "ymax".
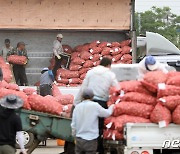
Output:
[{"xmin": 0, "ymin": 95, "xmax": 23, "ymax": 109}]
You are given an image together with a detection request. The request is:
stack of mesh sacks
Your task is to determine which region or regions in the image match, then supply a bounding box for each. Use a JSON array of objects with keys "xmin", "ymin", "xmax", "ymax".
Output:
[
  {"xmin": 54, "ymin": 40, "xmax": 132, "ymax": 87},
  {"xmin": 0, "ymin": 57, "xmax": 13, "ymax": 83},
  {"xmin": 104, "ymin": 71, "xmax": 180, "ymax": 141},
  {"xmin": 0, "ymin": 79, "xmax": 74, "ymax": 117}
]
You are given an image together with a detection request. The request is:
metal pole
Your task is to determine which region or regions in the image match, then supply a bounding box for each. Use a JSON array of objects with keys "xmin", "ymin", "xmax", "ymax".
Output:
[
  {"xmin": 138, "ymin": 13, "xmax": 141, "ymax": 34},
  {"xmin": 130, "ymin": 0, "xmax": 137, "ymax": 63}
]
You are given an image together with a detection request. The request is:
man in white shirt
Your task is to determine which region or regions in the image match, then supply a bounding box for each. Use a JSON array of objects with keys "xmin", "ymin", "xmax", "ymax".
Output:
[
  {"xmin": 138, "ymin": 55, "xmax": 169, "ymax": 79},
  {"xmin": 71, "ymin": 88, "xmax": 114, "ymax": 154},
  {"xmin": 52, "ymin": 34, "xmax": 71, "ymax": 77},
  {"xmin": 1, "ymin": 39, "xmax": 13, "ymax": 61},
  {"xmin": 74, "ymin": 57, "xmax": 118, "ymax": 154}
]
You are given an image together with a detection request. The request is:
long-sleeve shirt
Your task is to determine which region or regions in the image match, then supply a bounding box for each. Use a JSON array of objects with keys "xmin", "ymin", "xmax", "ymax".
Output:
[
  {"xmin": 0, "ymin": 46, "xmax": 13, "ymax": 61},
  {"xmin": 53, "ymin": 40, "xmax": 64, "ymax": 57},
  {"xmin": 138, "ymin": 58, "xmax": 169, "ymax": 79},
  {"xmin": 74, "ymin": 65, "xmax": 118, "ymax": 105},
  {"xmin": 71, "ymin": 100, "xmax": 114, "ymax": 140},
  {"xmin": 40, "ymin": 70, "xmax": 54, "ymax": 85}
]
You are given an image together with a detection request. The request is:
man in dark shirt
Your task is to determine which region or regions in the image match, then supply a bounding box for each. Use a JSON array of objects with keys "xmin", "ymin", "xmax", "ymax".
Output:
[
  {"xmin": 7, "ymin": 42, "xmax": 28, "ymax": 86},
  {"xmin": 0, "ymin": 95, "xmax": 26, "ymax": 154}
]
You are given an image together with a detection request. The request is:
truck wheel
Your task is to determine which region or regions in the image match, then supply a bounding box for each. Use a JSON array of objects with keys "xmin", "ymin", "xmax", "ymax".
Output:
[{"xmin": 16, "ymin": 131, "xmax": 35, "ymax": 149}]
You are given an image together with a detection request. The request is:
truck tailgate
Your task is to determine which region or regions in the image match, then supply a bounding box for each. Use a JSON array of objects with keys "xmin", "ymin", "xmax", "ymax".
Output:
[{"xmin": 125, "ymin": 123, "xmax": 180, "ymax": 149}]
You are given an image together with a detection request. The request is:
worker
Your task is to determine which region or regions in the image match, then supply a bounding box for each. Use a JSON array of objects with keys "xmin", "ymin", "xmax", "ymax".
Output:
[
  {"xmin": 71, "ymin": 88, "xmax": 114, "ymax": 154},
  {"xmin": 0, "ymin": 39, "xmax": 13, "ymax": 61},
  {"xmin": 0, "ymin": 95, "xmax": 27, "ymax": 154},
  {"xmin": 52, "ymin": 34, "xmax": 71, "ymax": 77},
  {"xmin": 0, "ymin": 68, "xmax": 3, "ymax": 81},
  {"xmin": 40, "ymin": 67, "xmax": 54, "ymax": 96},
  {"xmin": 74, "ymin": 57, "xmax": 118, "ymax": 154},
  {"xmin": 7, "ymin": 42, "xmax": 28, "ymax": 86},
  {"xmin": 138, "ymin": 55, "xmax": 169, "ymax": 79}
]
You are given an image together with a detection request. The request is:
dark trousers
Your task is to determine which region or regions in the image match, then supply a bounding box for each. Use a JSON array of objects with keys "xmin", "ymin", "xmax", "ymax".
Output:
[
  {"xmin": 75, "ymin": 137, "xmax": 97, "ymax": 154},
  {"xmin": 93, "ymin": 99, "xmax": 108, "ymax": 154},
  {"xmin": 13, "ymin": 65, "xmax": 28, "ymax": 86},
  {"xmin": 52, "ymin": 54, "xmax": 71, "ymax": 77},
  {"xmin": 40, "ymin": 84, "xmax": 52, "ymax": 96}
]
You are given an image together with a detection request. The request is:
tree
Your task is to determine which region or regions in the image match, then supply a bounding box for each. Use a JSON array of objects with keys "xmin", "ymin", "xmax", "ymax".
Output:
[{"xmin": 136, "ymin": 7, "xmax": 180, "ymax": 48}]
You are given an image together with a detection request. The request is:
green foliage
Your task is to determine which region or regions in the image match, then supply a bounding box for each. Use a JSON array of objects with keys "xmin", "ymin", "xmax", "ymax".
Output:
[{"xmin": 136, "ymin": 6, "xmax": 180, "ymax": 48}]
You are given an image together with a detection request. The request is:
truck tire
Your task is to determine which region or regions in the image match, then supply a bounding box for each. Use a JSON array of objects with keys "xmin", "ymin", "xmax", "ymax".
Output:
[{"xmin": 16, "ymin": 131, "xmax": 35, "ymax": 149}]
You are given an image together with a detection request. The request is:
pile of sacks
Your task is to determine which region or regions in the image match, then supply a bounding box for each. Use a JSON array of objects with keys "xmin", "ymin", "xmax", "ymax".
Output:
[
  {"xmin": 104, "ymin": 71, "xmax": 180, "ymax": 141},
  {"xmin": 0, "ymin": 57, "xmax": 13, "ymax": 83},
  {"xmin": 49, "ymin": 40, "xmax": 132, "ymax": 87},
  {"xmin": 0, "ymin": 80, "xmax": 74, "ymax": 117}
]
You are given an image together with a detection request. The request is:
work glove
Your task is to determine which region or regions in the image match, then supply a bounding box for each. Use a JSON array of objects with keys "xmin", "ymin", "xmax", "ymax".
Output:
[{"xmin": 57, "ymin": 55, "xmax": 61, "ymax": 59}]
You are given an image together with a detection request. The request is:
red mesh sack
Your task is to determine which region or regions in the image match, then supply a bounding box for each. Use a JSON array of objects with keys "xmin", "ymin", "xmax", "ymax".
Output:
[
  {"xmin": 80, "ymin": 73, "xmax": 86, "ymax": 80},
  {"xmin": 125, "ymin": 60, "xmax": 132, "ymax": 64},
  {"xmin": 91, "ymin": 54, "xmax": 101, "ymax": 62},
  {"xmin": 69, "ymin": 78, "xmax": 81, "ymax": 84},
  {"xmin": 74, "ymin": 45, "xmax": 83, "ymax": 52},
  {"xmin": 1, "ymin": 65, "xmax": 12, "ymax": 83},
  {"xmin": 52, "ymin": 84, "xmax": 62, "ymax": 97},
  {"xmin": 114, "ymin": 115, "xmax": 150, "ymax": 132},
  {"xmin": 104, "ymin": 116, "xmax": 116, "ymax": 129},
  {"xmin": 158, "ymin": 95, "xmax": 180, "ymax": 111},
  {"xmin": 57, "ymin": 69, "xmax": 79, "ymax": 79},
  {"xmin": 6, "ymin": 83, "xmax": 19, "ymax": 91},
  {"xmin": 58, "ymin": 94, "xmax": 74, "ymax": 105},
  {"xmin": 28, "ymin": 94, "xmax": 63, "ymax": 115},
  {"xmin": 81, "ymin": 44, "xmax": 90, "ymax": 52},
  {"xmin": 80, "ymin": 52, "xmax": 93, "ymax": 60},
  {"xmin": 71, "ymin": 52, "xmax": 80, "ymax": 60},
  {"xmin": 69, "ymin": 65, "xmax": 82, "ymax": 71},
  {"xmin": 111, "ymin": 47, "xmax": 122, "ymax": 56},
  {"xmin": 111, "ymin": 42, "xmax": 121, "ymax": 47},
  {"xmin": 157, "ymin": 85, "xmax": 180, "ymax": 98},
  {"xmin": 62, "ymin": 104, "xmax": 73, "ymax": 113},
  {"xmin": 120, "ymin": 40, "xmax": 131, "ymax": 47},
  {"xmin": 23, "ymin": 88, "xmax": 36, "ymax": 95},
  {"xmin": 166, "ymin": 76, "xmax": 180, "ymax": 86},
  {"xmin": 112, "ymin": 54, "xmax": 123, "ymax": 62},
  {"xmin": 57, "ymin": 78, "xmax": 69, "ymax": 84},
  {"xmin": 79, "ymin": 68, "xmax": 90, "ymax": 75},
  {"xmin": 98, "ymin": 42, "xmax": 111, "ymax": 48},
  {"xmin": 62, "ymin": 45, "xmax": 73, "ymax": 54},
  {"xmin": 167, "ymin": 72, "xmax": 180, "ymax": 80},
  {"xmin": 119, "ymin": 80, "xmax": 152, "ymax": 95},
  {"xmin": 89, "ymin": 40, "xmax": 101, "ymax": 48},
  {"xmin": 142, "ymin": 71, "xmax": 167, "ymax": 93},
  {"xmin": 71, "ymin": 57, "xmax": 85, "ymax": 65},
  {"xmin": 89, "ymin": 47, "xmax": 102, "ymax": 54},
  {"xmin": 7, "ymin": 55, "xmax": 27, "ymax": 65},
  {"xmin": 93, "ymin": 61, "xmax": 100, "ymax": 67},
  {"xmin": 83, "ymin": 60, "xmax": 94, "ymax": 68},
  {"xmin": 121, "ymin": 92, "xmax": 157, "ymax": 106},
  {"xmin": 150, "ymin": 103, "xmax": 171, "ymax": 126},
  {"xmin": 172, "ymin": 105, "xmax": 180, "ymax": 124},
  {"xmin": 101, "ymin": 47, "xmax": 111, "ymax": 56},
  {"xmin": 121, "ymin": 46, "xmax": 131, "ymax": 54},
  {"xmin": 113, "ymin": 101, "xmax": 154, "ymax": 118},
  {"xmin": 120, "ymin": 54, "xmax": 132, "ymax": 63},
  {"xmin": 103, "ymin": 129, "xmax": 123, "ymax": 140},
  {"xmin": 0, "ymin": 80, "xmax": 9, "ymax": 88}
]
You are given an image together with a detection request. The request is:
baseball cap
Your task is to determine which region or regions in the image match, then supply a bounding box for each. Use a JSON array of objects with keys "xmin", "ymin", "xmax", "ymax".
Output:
[
  {"xmin": 145, "ymin": 56, "xmax": 158, "ymax": 71},
  {"xmin": 57, "ymin": 34, "xmax": 63, "ymax": 38}
]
